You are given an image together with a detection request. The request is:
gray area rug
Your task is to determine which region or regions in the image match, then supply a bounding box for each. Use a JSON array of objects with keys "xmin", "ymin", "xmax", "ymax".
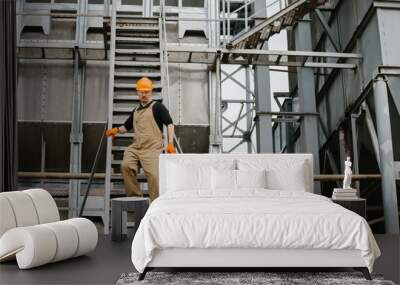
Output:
[{"xmin": 116, "ymin": 271, "xmax": 396, "ymax": 285}]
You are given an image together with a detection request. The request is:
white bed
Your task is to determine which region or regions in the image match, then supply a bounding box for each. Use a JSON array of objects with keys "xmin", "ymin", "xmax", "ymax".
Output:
[{"xmin": 131, "ymin": 154, "xmax": 380, "ymax": 280}]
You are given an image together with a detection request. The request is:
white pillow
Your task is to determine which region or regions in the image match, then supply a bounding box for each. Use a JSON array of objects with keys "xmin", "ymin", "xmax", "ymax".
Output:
[
  {"xmin": 211, "ymin": 168, "xmax": 236, "ymax": 190},
  {"xmin": 236, "ymin": 169, "xmax": 267, "ymax": 189},
  {"xmin": 237, "ymin": 159, "xmax": 309, "ymax": 191},
  {"xmin": 266, "ymin": 161, "xmax": 307, "ymax": 191},
  {"xmin": 168, "ymin": 163, "xmax": 211, "ymax": 191}
]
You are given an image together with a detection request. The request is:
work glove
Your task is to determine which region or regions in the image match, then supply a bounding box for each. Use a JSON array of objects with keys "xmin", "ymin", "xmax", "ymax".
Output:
[
  {"xmin": 166, "ymin": 143, "xmax": 176, "ymax": 154},
  {"xmin": 105, "ymin": 127, "xmax": 119, "ymax": 140}
]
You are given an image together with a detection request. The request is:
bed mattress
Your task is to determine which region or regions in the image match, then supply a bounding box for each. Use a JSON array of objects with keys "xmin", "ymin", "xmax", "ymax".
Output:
[{"xmin": 131, "ymin": 190, "xmax": 380, "ymax": 273}]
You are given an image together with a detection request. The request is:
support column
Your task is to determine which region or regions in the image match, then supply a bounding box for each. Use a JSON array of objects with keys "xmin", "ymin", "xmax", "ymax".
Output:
[
  {"xmin": 209, "ymin": 55, "xmax": 223, "ymax": 153},
  {"xmin": 143, "ymin": 0, "xmax": 152, "ymax": 17},
  {"xmin": 254, "ymin": 0, "xmax": 273, "ymax": 153},
  {"xmin": 294, "ymin": 17, "xmax": 321, "ymax": 194},
  {"xmin": 69, "ymin": 50, "xmax": 85, "ymax": 218},
  {"xmin": 208, "ymin": 0, "xmax": 222, "ymax": 153},
  {"xmin": 373, "ymin": 75, "xmax": 399, "ymax": 234},
  {"xmin": 245, "ymin": 66, "xmax": 252, "ymax": 153}
]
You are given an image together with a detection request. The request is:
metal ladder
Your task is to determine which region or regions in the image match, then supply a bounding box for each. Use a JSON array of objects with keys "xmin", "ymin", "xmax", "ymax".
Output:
[
  {"xmin": 228, "ymin": 0, "xmax": 327, "ymax": 50},
  {"xmin": 104, "ymin": 8, "xmax": 164, "ymax": 234}
]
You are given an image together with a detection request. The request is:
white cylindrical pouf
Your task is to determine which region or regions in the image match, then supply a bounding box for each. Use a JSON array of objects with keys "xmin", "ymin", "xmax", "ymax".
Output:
[
  {"xmin": 42, "ymin": 221, "xmax": 79, "ymax": 262},
  {"xmin": 0, "ymin": 226, "xmax": 57, "ymax": 269},
  {"xmin": 1, "ymin": 192, "xmax": 39, "ymax": 227},
  {"xmin": 23, "ymin": 189, "xmax": 60, "ymax": 224},
  {"xmin": 0, "ymin": 196, "xmax": 17, "ymax": 237},
  {"xmin": 65, "ymin": 218, "xmax": 98, "ymax": 257}
]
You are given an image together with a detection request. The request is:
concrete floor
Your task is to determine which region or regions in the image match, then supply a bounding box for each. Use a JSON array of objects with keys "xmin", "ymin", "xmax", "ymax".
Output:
[{"xmin": 1, "ymin": 234, "xmax": 399, "ymax": 285}]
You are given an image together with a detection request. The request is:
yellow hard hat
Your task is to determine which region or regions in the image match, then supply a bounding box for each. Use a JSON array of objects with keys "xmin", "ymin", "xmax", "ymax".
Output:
[{"xmin": 136, "ymin": 77, "xmax": 153, "ymax": 92}]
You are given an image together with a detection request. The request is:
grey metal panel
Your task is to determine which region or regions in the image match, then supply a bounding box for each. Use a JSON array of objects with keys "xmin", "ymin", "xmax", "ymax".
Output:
[
  {"xmin": 81, "ymin": 123, "xmax": 107, "ymax": 172},
  {"xmin": 83, "ymin": 63, "xmax": 109, "ymax": 122},
  {"xmin": 342, "ymin": 62, "xmax": 362, "ymax": 107},
  {"xmin": 317, "ymin": 14, "xmax": 381, "ymax": 108},
  {"xmin": 174, "ymin": 126, "xmax": 209, "ymax": 153},
  {"xmin": 377, "ymin": 8, "xmax": 400, "ymax": 65},
  {"xmin": 18, "ymin": 122, "xmax": 71, "ymax": 172},
  {"xmin": 165, "ymin": 63, "xmax": 180, "ymax": 123},
  {"xmin": 360, "ymin": 14, "xmax": 382, "ymax": 83},
  {"xmin": 17, "ymin": 63, "xmax": 74, "ymax": 121},
  {"xmin": 49, "ymin": 20, "xmax": 77, "ymax": 41},
  {"xmin": 387, "ymin": 76, "xmax": 400, "ymax": 116},
  {"xmin": 327, "ymin": 78, "xmax": 345, "ymax": 129},
  {"xmin": 336, "ymin": 0, "xmax": 357, "ymax": 50},
  {"xmin": 167, "ymin": 63, "xmax": 209, "ymax": 125},
  {"xmin": 180, "ymin": 64, "xmax": 209, "ymax": 125},
  {"xmin": 316, "ymin": 13, "xmax": 382, "ymax": 135},
  {"xmin": 356, "ymin": 0, "xmax": 374, "ymax": 24}
]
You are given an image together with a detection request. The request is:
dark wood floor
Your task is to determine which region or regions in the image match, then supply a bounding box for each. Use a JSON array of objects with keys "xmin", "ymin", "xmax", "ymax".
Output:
[
  {"xmin": 0, "ymin": 234, "xmax": 133, "ymax": 285},
  {"xmin": 1, "ymin": 234, "xmax": 398, "ymax": 285}
]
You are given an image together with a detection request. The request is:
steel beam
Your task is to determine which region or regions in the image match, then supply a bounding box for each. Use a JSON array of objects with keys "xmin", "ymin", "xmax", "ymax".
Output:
[
  {"xmin": 221, "ymin": 69, "xmax": 254, "ymax": 95},
  {"xmin": 315, "ymin": 9, "xmax": 341, "ymax": 52},
  {"xmin": 221, "ymin": 65, "xmax": 242, "ymax": 83},
  {"xmin": 294, "ymin": 17, "xmax": 321, "ymax": 194},
  {"xmin": 229, "ymin": 0, "xmax": 309, "ymax": 47},
  {"xmin": 372, "ymin": 75, "xmax": 399, "ymax": 234}
]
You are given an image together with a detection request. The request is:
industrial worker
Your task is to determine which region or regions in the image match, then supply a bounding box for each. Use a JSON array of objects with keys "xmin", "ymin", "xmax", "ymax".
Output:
[{"xmin": 105, "ymin": 77, "xmax": 176, "ymax": 201}]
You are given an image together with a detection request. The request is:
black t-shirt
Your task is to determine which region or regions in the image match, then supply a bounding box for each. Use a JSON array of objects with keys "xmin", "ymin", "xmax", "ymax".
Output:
[{"xmin": 123, "ymin": 101, "xmax": 173, "ymax": 132}]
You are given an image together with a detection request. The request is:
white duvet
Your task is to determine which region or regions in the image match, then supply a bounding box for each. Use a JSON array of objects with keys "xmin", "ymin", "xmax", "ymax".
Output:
[{"xmin": 131, "ymin": 190, "xmax": 380, "ymax": 273}]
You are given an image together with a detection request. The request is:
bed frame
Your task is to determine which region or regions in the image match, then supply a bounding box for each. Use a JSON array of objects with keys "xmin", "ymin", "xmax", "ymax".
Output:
[
  {"xmin": 139, "ymin": 248, "xmax": 371, "ymax": 280},
  {"xmin": 137, "ymin": 154, "xmax": 372, "ymax": 281}
]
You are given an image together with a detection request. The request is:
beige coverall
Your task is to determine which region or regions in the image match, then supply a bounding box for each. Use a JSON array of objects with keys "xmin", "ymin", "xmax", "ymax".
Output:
[{"xmin": 121, "ymin": 101, "xmax": 163, "ymax": 201}]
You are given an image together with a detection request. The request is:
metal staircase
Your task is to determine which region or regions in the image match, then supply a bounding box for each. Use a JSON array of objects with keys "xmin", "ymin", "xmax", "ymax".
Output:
[
  {"xmin": 227, "ymin": 0, "xmax": 327, "ymax": 50},
  {"xmin": 103, "ymin": 8, "xmax": 165, "ymax": 234}
]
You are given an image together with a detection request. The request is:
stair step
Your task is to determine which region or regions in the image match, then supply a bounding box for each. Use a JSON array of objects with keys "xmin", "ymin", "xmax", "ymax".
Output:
[
  {"xmin": 113, "ymin": 107, "xmax": 134, "ymax": 113},
  {"xmin": 113, "ymin": 94, "xmax": 162, "ymax": 101},
  {"xmin": 116, "ymin": 36, "xmax": 159, "ymax": 43},
  {"xmin": 116, "ymin": 25, "xmax": 159, "ymax": 31},
  {"xmin": 116, "ymin": 14, "xmax": 158, "ymax": 20},
  {"xmin": 114, "ymin": 132, "xmax": 134, "ymax": 138},
  {"xmin": 111, "ymin": 173, "xmax": 147, "ymax": 181},
  {"xmin": 112, "ymin": 160, "xmax": 122, "ymax": 165},
  {"xmin": 114, "ymin": 71, "xmax": 161, "ymax": 77},
  {"xmin": 116, "ymin": 20, "xmax": 158, "ymax": 26},
  {"xmin": 115, "ymin": 49, "xmax": 160, "ymax": 55},
  {"xmin": 112, "ymin": 146, "xmax": 127, "ymax": 152},
  {"xmin": 114, "ymin": 83, "xmax": 162, "ymax": 89},
  {"xmin": 114, "ymin": 61, "xmax": 161, "ymax": 67},
  {"xmin": 116, "ymin": 18, "xmax": 158, "ymax": 24},
  {"xmin": 115, "ymin": 56, "xmax": 160, "ymax": 62},
  {"xmin": 114, "ymin": 56, "xmax": 160, "ymax": 62},
  {"xmin": 110, "ymin": 32, "xmax": 159, "ymax": 38},
  {"xmin": 112, "ymin": 119, "xmax": 131, "ymax": 125}
]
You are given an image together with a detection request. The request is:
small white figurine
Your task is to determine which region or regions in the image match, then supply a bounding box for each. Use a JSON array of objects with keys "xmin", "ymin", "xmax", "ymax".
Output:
[{"xmin": 343, "ymin": 156, "xmax": 352, "ymax": 189}]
